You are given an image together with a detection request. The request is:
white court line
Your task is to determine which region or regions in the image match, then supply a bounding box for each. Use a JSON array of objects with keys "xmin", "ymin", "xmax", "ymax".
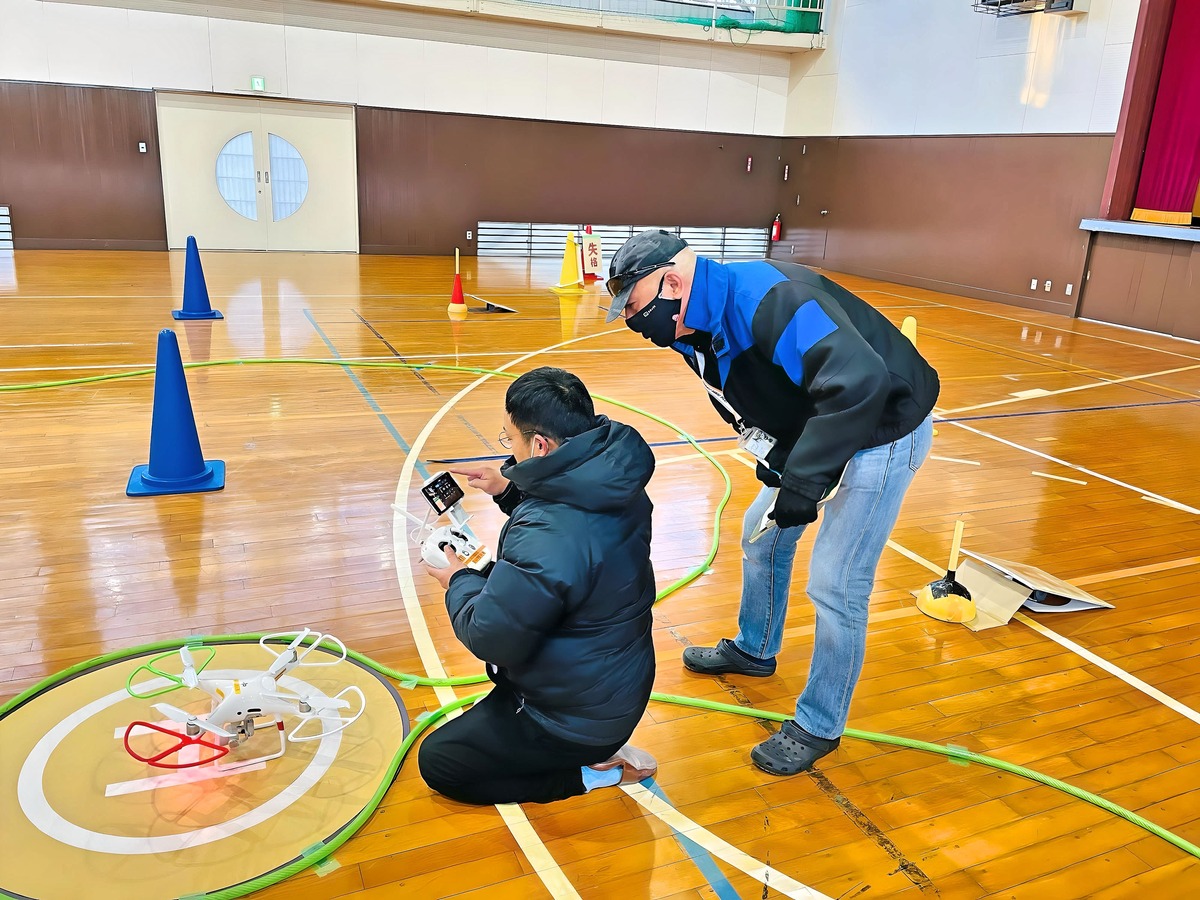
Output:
[
  {"xmin": 413, "ymin": 347, "xmax": 657, "ymax": 359},
  {"xmin": 656, "ymin": 448, "xmax": 744, "ymax": 466},
  {"xmin": 930, "ymin": 455, "xmax": 981, "ymax": 466},
  {"xmin": 0, "ymin": 342, "xmax": 133, "ymax": 348},
  {"xmin": 866, "ymin": 289, "xmax": 1200, "ymax": 364},
  {"xmin": 938, "ymin": 362, "xmax": 1200, "ymax": 416},
  {"xmin": 1078, "ymin": 318, "xmax": 1200, "ymax": 349},
  {"xmin": 1141, "ymin": 495, "xmax": 1198, "ymax": 514},
  {"xmin": 1031, "ymin": 471, "xmax": 1087, "ymax": 485},
  {"xmin": 885, "ymin": 540, "xmax": 1200, "ymax": 728},
  {"xmin": 622, "ymin": 783, "xmax": 833, "ymax": 900},
  {"xmin": 390, "ymin": 329, "xmax": 828, "ymax": 899},
  {"xmin": 941, "ymin": 419, "xmax": 1200, "ymax": 515},
  {"xmin": 858, "ymin": 291, "xmax": 942, "ymax": 308},
  {"xmin": 1013, "ymin": 613, "xmax": 1200, "ymax": 728},
  {"xmin": 0, "ymin": 364, "xmax": 160, "ymax": 373},
  {"xmin": 389, "ymin": 332, "xmax": 619, "ymax": 900},
  {"xmin": 0, "ymin": 349, "xmax": 660, "ymax": 375}
]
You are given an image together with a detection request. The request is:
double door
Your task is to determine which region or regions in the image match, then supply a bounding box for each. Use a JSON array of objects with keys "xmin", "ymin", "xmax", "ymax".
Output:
[{"xmin": 157, "ymin": 94, "xmax": 358, "ymax": 251}]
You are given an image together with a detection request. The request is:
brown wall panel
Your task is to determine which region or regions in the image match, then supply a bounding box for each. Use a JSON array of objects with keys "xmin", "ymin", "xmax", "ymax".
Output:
[
  {"xmin": 0, "ymin": 81, "xmax": 167, "ymax": 250},
  {"xmin": 771, "ymin": 134, "xmax": 1113, "ymax": 316},
  {"xmin": 1080, "ymin": 233, "xmax": 1200, "ymax": 340},
  {"xmin": 771, "ymin": 137, "xmax": 838, "ymax": 264},
  {"xmin": 356, "ymin": 107, "xmax": 785, "ymax": 255}
]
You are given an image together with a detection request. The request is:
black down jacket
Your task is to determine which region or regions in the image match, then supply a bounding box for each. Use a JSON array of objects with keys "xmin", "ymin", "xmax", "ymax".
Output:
[{"xmin": 444, "ymin": 415, "xmax": 657, "ymax": 746}]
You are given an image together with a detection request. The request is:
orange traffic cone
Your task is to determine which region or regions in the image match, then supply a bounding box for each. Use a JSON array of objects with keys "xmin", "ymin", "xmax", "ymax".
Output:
[{"xmin": 448, "ymin": 248, "xmax": 467, "ymax": 321}]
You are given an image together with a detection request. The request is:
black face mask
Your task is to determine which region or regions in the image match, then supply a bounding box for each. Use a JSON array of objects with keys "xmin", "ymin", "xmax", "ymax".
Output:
[{"xmin": 625, "ymin": 296, "xmax": 682, "ymax": 348}]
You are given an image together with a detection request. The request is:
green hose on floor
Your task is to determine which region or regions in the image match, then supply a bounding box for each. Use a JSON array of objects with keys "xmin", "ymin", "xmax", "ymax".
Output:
[{"xmin": 2, "ymin": 356, "xmax": 1196, "ymax": 900}]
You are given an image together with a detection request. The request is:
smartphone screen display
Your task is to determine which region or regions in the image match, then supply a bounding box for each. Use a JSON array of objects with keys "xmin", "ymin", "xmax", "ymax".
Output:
[{"xmin": 421, "ymin": 472, "xmax": 465, "ymax": 516}]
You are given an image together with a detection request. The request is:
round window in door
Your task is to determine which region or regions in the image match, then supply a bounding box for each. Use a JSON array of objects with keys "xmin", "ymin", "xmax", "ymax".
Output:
[
  {"xmin": 215, "ymin": 132, "xmax": 258, "ymax": 221},
  {"xmin": 268, "ymin": 134, "xmax": 309, "ymax": 222}
]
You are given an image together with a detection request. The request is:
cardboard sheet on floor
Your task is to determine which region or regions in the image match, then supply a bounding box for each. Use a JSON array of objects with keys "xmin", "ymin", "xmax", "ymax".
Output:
[{"xmin": 954, "ymin": 549, "xmax": 1114, "ymax": 631}]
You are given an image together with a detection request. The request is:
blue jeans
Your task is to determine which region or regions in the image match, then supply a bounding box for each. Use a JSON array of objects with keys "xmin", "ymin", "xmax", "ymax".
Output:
[{"xmin": 735, "ymin": 416, "xmax": 933, "ymax": 739}]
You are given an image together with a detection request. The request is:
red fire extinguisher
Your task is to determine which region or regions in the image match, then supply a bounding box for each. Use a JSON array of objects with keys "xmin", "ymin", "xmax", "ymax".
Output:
[{"xmin": 770, "ymin": 214, "xmax": 781, "ymax": 241}]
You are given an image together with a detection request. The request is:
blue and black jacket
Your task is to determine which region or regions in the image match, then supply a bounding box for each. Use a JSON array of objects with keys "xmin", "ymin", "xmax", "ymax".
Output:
[{"xmin": 675, "ymin": 258, "xmax": 940, "ymax": 503}]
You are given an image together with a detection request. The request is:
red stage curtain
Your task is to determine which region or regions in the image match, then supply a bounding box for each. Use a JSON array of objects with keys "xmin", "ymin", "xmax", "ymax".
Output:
[{"xmin": 1132, "ymin": 1, "xmax": 1200, "ymax": 225}]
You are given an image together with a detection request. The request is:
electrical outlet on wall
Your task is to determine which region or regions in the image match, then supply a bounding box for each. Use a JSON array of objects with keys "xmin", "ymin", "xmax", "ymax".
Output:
[
  {"xmin": 1044, "ymin": 280, "xmax": 1052, "ymax": 292},
  {"xmin": 138, "ymin": 142, "xmax": 147, "ymax": 153},
  {"xmin": 1066, "ymin": 283, "xmax": 1073, "ymax": 296},
  {"xmin": 466, "ymin": 230, "xmax": 472, "ymax": 240},
  {"xmin": 1030, "ymin": 278, "xmax": 1038, "ymax": 290}
]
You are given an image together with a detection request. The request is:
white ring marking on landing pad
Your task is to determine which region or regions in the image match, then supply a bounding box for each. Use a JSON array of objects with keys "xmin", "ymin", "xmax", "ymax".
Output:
[{"xmin": 17, "ymin": 671, "xmax": 342, "ymax": 855}]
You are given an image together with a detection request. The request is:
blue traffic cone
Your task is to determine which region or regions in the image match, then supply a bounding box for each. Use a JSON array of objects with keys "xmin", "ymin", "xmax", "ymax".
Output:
[
  {"xmin": 127, "ymin": 329, "xmax": 225, "ymax": 497},
  {"xmin": 172, "ymin": 236, "xmax": 223, "ymax": 320}
]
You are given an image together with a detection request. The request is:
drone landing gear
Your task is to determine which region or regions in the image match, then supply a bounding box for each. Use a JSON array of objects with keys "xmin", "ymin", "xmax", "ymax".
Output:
[{"xmin": 214, "ymin": 718, "xmax": 287, "ymax": 772}]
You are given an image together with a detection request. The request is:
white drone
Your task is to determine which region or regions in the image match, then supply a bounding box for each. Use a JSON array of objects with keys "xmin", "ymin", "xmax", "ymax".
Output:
[{"xmin": 123, "ymin": 629, "xmax": 366, "ymax": 771}]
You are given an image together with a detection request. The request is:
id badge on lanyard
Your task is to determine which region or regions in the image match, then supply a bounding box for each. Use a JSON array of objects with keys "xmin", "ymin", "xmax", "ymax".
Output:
[
  {"xmin": 696, "ymin": 353, "xmax": 778, "ymax": 466},
  {"xmin": 737, "ymin": 426, "xmax": 778, "ymax": 464}
]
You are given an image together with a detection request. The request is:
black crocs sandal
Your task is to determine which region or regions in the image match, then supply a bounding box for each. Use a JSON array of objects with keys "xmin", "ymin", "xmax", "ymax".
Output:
[
  {"xmin": 750, "ymin": 721, "xmax": 840, "ymax": 775},
  {"xmin": 682, "ymin": 638, "xmax": 777, "ymax": 677}
]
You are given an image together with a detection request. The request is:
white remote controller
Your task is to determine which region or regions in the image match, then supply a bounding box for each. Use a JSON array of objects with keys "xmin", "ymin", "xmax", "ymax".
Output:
[
  {"xmin": 422, "ymin": 525, "xmax": 492, "ymax": 571},
  {"xmin": 395, "ymin": 471, "xmax": 493, "ymax": 573}
]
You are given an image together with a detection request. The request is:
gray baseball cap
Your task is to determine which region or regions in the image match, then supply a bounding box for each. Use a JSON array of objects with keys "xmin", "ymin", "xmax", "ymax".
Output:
[{"xmin": 605, "ymin": 229, "xmax": 688, "ymax": 322}]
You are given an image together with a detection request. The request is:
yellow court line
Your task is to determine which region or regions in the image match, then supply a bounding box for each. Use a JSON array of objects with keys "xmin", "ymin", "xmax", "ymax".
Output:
[
  {"xmin": 929, "ymin": 455, "xmax": 981, "ymax": 466},
  {"xmin": 937, "ymin": 363, "xmax": 1200, "ymax": 416},
  {"xmin": 1072, "ymin": 556, "xmax": 1200, "ymax": 587},
  {"xmin": 728, "ymin": 450, "xmax": 758, "ymax": 471}
]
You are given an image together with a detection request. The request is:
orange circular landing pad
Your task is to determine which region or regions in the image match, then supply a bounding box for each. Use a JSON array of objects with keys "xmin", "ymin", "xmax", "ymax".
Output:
[{"xmin": 1, "ymin": 639, "xmax": 409, "ymax": 900}]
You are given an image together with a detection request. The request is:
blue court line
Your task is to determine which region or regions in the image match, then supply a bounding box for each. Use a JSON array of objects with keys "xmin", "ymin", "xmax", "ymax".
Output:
[
  {"xmin": 303, "ymin": 309, "xmax": 432, "ymax": 482},
  {"xmin": 641, "ymin": 778, "xmax": 741, "ymax": 900},
  {"xmin": 427, "ymin": 434, "xmax": 739, "ymax": 465},
  {"xmin": 938, "ymin": 396, "xmax": 1200, "ymax": 423}
]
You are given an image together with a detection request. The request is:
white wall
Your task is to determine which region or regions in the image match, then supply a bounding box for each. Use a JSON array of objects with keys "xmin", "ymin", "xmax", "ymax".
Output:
[
  {"xmin": 785, "ymin": 0, "xmax": 1139, "ymax": 136},
  {"xmin": 0, "ymin": 0, "xmax": 791, "ymax": 135}
]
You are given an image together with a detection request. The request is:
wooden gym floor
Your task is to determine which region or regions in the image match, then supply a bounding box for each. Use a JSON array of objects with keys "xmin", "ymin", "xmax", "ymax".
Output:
[{"xmin": 2, "ymin": 250, "xmax": 1199, "ymax": 899}]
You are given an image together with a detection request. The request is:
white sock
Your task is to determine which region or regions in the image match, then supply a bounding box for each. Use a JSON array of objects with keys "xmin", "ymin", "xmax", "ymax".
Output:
[{"xmin": 581, "ymin": 765, "xmax": 622, "ymax": 792}]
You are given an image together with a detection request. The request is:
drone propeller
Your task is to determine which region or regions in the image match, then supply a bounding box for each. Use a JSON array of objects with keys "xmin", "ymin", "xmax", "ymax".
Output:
[
  {"xmin": 153, "ymin": 702, "xmax": 235, "ymax": 739},
  {"xmin": 266, "ymin": 628, "xmax": 312, "ymax": 677},
  {"xmin": 287, "ymin": 685, "xmax": 367, "ymax": 743},
  {"xmin": 178, "ymin": 646, "xmax": 199, "ymax": 689},
  {"xmin": 308, "ymin": 696, "xmax": 352, "ymax": 711}
]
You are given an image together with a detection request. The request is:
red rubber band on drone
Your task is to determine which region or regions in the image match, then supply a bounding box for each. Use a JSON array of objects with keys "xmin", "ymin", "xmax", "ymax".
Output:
[{"xmin": 123, "ymin": 721, "xmax": 230, "ymax": 769}]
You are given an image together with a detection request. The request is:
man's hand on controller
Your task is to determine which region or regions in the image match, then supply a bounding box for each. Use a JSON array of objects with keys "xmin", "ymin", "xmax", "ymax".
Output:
[{"xmin": 423, "ymin": 546, "xmax": 466, "ymax": 589}]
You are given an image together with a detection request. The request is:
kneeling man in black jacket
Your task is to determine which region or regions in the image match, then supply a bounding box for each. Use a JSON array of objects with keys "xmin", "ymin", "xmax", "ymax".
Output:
[{"xmin": 418, "ymin": 366, "xmax": 658, "ymax": 805}]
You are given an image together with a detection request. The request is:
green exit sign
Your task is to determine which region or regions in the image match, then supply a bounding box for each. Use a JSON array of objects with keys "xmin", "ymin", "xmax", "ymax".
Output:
[{"xmin": 250, "ymin": 76, "xmax": 266, "ymax": 92}]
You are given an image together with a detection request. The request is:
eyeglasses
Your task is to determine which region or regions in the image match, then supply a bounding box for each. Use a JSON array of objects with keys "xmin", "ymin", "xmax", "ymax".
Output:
[
  {"xmin": 498, "ymin": 427, "xmax": 536, "ymax": 450},
  {"xmin": 605, "ymin": 260, "xmax": 675, "ymax": 302}
]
